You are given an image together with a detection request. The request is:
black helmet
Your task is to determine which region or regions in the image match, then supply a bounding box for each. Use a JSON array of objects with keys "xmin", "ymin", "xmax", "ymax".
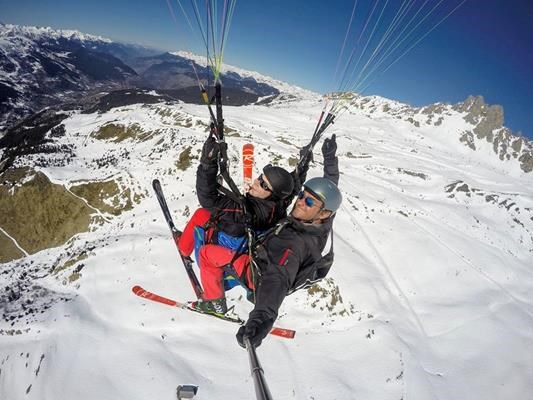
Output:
[
  {"xmin": 303, "ymin": 177, "xmax": 342, "ymax": 213},
  {"xmin": 263, "ymin": 165, "xmax": 294, "ymax": 199}
]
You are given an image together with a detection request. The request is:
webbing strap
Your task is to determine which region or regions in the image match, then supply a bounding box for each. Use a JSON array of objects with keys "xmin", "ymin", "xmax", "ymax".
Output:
[{"xmin": 216, "ymin": 182, "xmax": 243, "ymax": 205}]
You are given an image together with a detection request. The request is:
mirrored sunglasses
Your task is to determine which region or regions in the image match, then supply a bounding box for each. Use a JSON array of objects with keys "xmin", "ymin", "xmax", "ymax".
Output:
[
  {"xmin": 297, "ymin": 191, "xmax": 317, "ymax": 208},
  {"xmin": 258, "ymin": 174, "xmax": 272, "ymax": 192}
]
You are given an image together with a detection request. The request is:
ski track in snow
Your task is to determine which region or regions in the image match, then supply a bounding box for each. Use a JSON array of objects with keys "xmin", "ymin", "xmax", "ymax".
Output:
[
  {"xmin": 410, "ymin": 217, "xmax": 533, "ymax": 319},
  {"xmin": 341, "ymin": 201, "xmax": 429, "ymax": 336},
  {"xmin": 348, "ymin": 173, "xmax": 533, "ymax": 320}
]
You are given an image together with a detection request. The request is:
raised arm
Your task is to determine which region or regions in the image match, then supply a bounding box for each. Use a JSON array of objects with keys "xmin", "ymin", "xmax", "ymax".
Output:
[
  {"xmin": 196, "ymin": 136, "xmax": 221, "ymax": 208},
  {"xmin": 285, "ymin": 145, "xmax": 313, "ymax": 208},
  {"xmin": 322, "ymin": 134, "xmax": 339, "ymax": 185}
]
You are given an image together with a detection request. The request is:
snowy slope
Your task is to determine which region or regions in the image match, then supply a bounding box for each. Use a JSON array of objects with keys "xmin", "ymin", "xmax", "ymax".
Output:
[{"xmin": 1, "ymin": 94, "xmax": 532, "ymax": 400}]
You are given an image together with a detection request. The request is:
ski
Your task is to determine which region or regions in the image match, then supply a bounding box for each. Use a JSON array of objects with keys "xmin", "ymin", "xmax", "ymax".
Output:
[
  {"xmin": 242, "ymin": 143, "xmax": 254, "ymax": 190},
  {"xmin": 152, "ymin": 179, "xmax": 204, "ymax": 299},
  {"xmin": 132, "ymin": 284, "xmax": 243, "ymax": 324},
  {"xmin": 132, "ymin": 285, "xmax": 296, "ymax": 339}
]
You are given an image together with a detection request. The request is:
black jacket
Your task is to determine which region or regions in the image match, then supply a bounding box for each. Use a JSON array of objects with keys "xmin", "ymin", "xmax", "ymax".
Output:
[
  {"xmin": 195, "ymin": 159, "xmax": 308, "ymax": 238},
  {"xmin": 249, "ymin": 152, "xmax": 339, "ymax": 325}
]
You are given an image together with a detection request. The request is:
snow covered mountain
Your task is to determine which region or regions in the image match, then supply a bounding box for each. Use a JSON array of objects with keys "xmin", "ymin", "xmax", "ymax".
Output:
[
  {"xmin": 0, "ymin": 24, "xmax": 308, "ymax": 131},
  {"xmin": 0, "ymin": 24, "xmax": 151, "ymax": 129},
  {"xmin": 1, "ymin": 83, "xmax": 532, "ymax": 400},
  {"xmin": 347, "ymin": 93, "xmax": 533, "ymax": 173}
]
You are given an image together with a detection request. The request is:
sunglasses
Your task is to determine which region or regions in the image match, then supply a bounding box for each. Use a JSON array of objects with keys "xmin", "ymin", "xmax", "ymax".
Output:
[
  {"xmin": 297, "ymin": 191, "xmax": 318, "ymax": 208},
  {"xmin": 258, "ymin": 175, "xmax": 272, "ymax": 192}
]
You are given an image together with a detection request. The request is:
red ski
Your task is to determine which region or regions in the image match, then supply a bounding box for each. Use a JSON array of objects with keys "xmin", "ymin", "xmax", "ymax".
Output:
[
  {"xmin": 132, "ymin": 285, "xmax": 296, "ymax": 339},
  {"xmin": 242, "ymin": 143, "xmax": 254, "ymax": 190}
]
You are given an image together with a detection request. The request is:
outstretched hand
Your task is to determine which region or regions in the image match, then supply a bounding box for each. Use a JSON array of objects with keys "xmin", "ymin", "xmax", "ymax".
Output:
[
  {"xmin": 322, "ymin": 134, "xmax": 337, "ymax": 159},
  {"xmin": 236, "ymin": 315, "xmax": 274, "ymax": 348}
]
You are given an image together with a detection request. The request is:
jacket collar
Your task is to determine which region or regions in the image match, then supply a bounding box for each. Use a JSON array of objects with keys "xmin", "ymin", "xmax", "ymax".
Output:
[{"xmin": 287, "ymin": 215, "xmax": 332, "ymax": 236}]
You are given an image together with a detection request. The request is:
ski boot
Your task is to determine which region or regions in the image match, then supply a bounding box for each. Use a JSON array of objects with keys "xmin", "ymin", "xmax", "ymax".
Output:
[{"xmin": 190, "ymin": 297, "xmax": 228, "ymax": 316}]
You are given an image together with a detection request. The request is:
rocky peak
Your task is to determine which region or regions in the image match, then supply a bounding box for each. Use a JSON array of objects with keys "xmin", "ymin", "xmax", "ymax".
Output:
[
  {"xmin": 454, "ymin": 95, "xmax": 504, "ymax": 132},
  {"xmin": 450, "ymin": 95, "xmax": 532, "ymax": 173}
]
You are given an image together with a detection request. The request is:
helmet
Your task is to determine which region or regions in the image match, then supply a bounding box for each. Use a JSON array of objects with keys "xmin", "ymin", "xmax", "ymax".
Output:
[
  {"xmin": 303, "ymin": 177, "xmax": 342, "ymax": 213},
  {"xmin": 263, "ymin": 165, "xmax": 294, "ymax": 199}
]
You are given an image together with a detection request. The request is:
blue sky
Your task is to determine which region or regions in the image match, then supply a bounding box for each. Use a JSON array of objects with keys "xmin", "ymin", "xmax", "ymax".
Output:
[{"xmin": 2, "ymin": 0, "xmax": 532, "ymax": 139}]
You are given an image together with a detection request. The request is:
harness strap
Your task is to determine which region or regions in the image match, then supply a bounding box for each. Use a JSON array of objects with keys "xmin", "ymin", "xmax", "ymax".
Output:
[{"xmin": 217, "ymin": 183, "xmax": 244, "ymax": 206}]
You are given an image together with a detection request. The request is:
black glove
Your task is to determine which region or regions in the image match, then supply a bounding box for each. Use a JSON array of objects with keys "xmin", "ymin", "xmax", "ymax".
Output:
[
  {"xmin": 200, "ymin": 136, "xmax": 220, "ymax": 165},
  {"xmin": 322, "ymin": 134, "xmax": 337, "ymax": 159},
  {"xmin": 236, "ymin": 315, "xmax": 274, "ymax": 348},
  {"xmin": 299, "ymin": 143, "xmax": 314, "ymax": 165}
]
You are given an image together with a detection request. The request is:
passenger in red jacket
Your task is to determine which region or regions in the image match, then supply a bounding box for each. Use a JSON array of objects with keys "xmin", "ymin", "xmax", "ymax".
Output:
[{"xmin": 176, "ymin": 135, "xmax": 311, "ymax": 311}]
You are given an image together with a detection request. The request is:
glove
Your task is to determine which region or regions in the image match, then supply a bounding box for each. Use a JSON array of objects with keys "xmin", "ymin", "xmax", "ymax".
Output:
[
  {"xmin": 322, "ymin": 134, "xmax": 337, "ymax": 159},
  {"xmin": 236, "ymin": 315, "xmax": 274, "ymax": 348},
  {"xmin": 200, "ymin": 136, "xmax": 220, "ymax": 165},
  {"xmin": 299, "ymin": 144, "xmax": 314, "ymax": 165}
]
